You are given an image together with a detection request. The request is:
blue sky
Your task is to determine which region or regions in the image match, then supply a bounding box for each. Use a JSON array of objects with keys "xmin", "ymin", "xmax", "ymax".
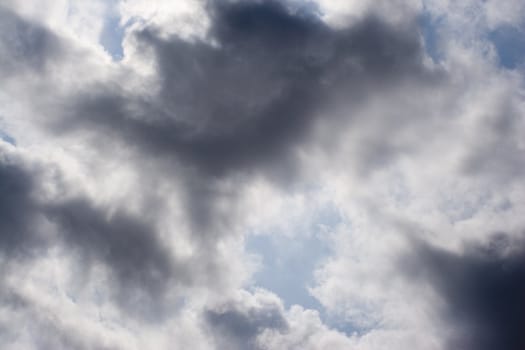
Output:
[
  {"xmin": 489, "ymin": 24, "xmax": 525, "ymax": 69},
  {"xmin": 100, "ymin": 11, "xmax": 125, "ymax": 60},
  {"xmin": 246, "ymin": 202, "xmax": 341, "ymax": 309}
]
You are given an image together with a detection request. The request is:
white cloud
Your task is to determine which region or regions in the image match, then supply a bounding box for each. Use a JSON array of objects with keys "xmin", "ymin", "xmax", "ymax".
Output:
[{"xmin": 314, "ymin": 0, "xmax": 421, "ymax": 28}]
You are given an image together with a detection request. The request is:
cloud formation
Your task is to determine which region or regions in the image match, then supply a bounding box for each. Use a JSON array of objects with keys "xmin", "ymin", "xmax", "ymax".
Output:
[
  {"xmin": 0, "ymin": 144, "xmax": 179, "ymax": 318},
  {"xmin": 55, "ymin": 0, "xmax": 430, "ymax": 178},
  {"xmin": 1, "ymin": 0, "xmax": 525, "ymax": 349},
  {"xmin": 408, "ymin": 234, "xmax": 525, "ymax": 350}
]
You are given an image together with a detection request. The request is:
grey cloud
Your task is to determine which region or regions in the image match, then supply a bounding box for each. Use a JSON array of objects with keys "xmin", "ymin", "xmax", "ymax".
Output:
[
  {"xmin": 0, "ymin": 156, "xmax": 34, "ymax": 244},
  {"xmin": 203, "ymin": 291, "xmax": 351, "ymax": 350},
  {"xmin": 0, "ymin": 5, "xmax": 63, "ymax": 79},
  {"xmin": 0, "ymin": 152, "xmax": 47, "ymax": 258},
  {"xmin": 0, "ymin": 1, "xmax": 470, "ymax": 347},
  {"xmin": 406, "ymin": 234, "xmax": 525, "ymax": 350},
  {"xmin": 45, "ymin": 198, "xmax": 185, "ymax": 320},
  {"xmin": 0, "ymin": 149, "xmax": 183, "ymax": 320},
  {"xmin": 205, "ymin": 297, "xmax": 288, "ymax": 350},
  {"xmin": 461, "ymin": 97, "xmax": 525, "ymax": 183},
  {"xmin": 45, "ymin": 0, "xmax": 436, "ymax": 241},
  {"xmin": 56, "ymin": 0, "xmax": 429, "ymax": 179}
]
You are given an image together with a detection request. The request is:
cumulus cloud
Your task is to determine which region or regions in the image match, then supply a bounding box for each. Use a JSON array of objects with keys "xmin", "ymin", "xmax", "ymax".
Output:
[
  {"xmin": 0, "ymin": 143, "xmax": 177, "ymax": 317},
  {"xmin": 205, "ymin": 290, "xmax": 289, "ymax": 350},
  {"xmin": 1, "ymin": 0, "xmax": 525, "ymax": 349},
  {"xmin": 54, "ymin": 0, "xmax": 430, "ymax": 178},
  {"xmin": 204, "ymin": 289, "xmax": 356, "ymax": 350}
]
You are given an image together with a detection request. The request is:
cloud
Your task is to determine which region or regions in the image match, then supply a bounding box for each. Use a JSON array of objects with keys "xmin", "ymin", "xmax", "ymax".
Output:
[
  {"xmin": 0, "ymin": 5, "xmax": 64, "ymax": 79},
  {"xmin": 0, "ymin": 144, "xmax": 182, "ymax": 318},
  {"xmin": 407, "ymin": 234, "xmax": 525, "ymax": 350},
  {"xmin": 0, "ymin": 293, "xmax": 115, "ymax": 350},
  {"xmin": 0, "ymin": 148, "xmax": 41, "ymax": 255},
  {"xmin": 204, "ymin": 289, "xmax": 356, "ymax": 350},
  {"xmin": 54, "ymin": 0, "xmax": 430, "ymax": 178},
  {"xmin": 39, "ymin": 0, "xmax": 438, "ymax": 250},
  {"xmin": 1, "ymin": 0, "xmax": 525, "ymax": 349},
  {"xmin": 205, "ymin": 290, "xmax": 288, "ymax": 350},
  {"xmin": 45, "ymin": 198, "xmax": 183, "ymax": 320}
]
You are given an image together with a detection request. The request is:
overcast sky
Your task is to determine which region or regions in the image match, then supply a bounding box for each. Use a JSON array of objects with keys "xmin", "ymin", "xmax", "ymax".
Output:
[{"xmin": 1, "ymin": 0, "xmax": 525, "ymax": 349}]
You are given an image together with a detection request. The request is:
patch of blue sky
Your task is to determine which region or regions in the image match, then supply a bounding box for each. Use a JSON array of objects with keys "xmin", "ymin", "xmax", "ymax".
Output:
[
  {"xmin": 246, "ymin": 202, "xmax": 358, "ymax": 331},
  {"xmin": 488, "ymin": 24, "xmax": 525, "ymax": 70},
  {"xmin": 246, "ymin": 203, "xmax": 341, "ymax": 309},
  {"xmin": 247, "ymin": 232, "xmax": 329, "ymax": 311},
  {"xmin": 418, "ymin": 11, "xmax": 444, "ymax": 63},
  {"xmin": 99, "ymin": 2, "xmax": 126, "ymax": 61},
  {"xmin": 100, "ymin": 15, "xmax": 125, "ymax": 60},
  {"xmin": 419, "ymin": 5, "xmax": 525, "ymax": 70},
  {"xmin": 245, "ymin": 203, "xmax": 370, "ymax": 336},
  {"xmin": 0, "ymin": 129, "xmax": 15, "ymax": 145}
]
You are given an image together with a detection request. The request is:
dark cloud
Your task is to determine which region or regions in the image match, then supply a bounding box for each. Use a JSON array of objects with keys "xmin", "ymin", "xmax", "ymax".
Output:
[
  {"xmin": 205, "ymin": 296, "xmax": 288, "ymax": 350},
  {"xmin": 0, "ymin": 148, "xmax": 183, "ymax": 320},
  {"xmin": 44, "ymin": 0, "xmax": 436, "ymax": 240},
  {"xmin": 0, "ymin": 152, "xmax": 47, "ymax": 258},
  {"xmin": 407, "ymin": 234, "xmax": 525, "ymax": 350},
  {"xmin": 0, "ymin": 5, "xmax": 63, "ymax": 78},
  {"xmin": 56, "ymin": 0, "xmax": 429, "ymax": 179},
  {"xmin": 45, "ymin": 198, "xmax": 185, "ymax": 320},
  {"xmin": 0, "ymin": 156, "xmax": 34, "ymax": 245}
]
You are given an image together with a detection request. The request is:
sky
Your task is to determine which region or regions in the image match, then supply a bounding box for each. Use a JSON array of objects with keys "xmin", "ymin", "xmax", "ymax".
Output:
[{"xmin": 1, "ymin": 0, "xmax": 525, "ymax": 349}]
